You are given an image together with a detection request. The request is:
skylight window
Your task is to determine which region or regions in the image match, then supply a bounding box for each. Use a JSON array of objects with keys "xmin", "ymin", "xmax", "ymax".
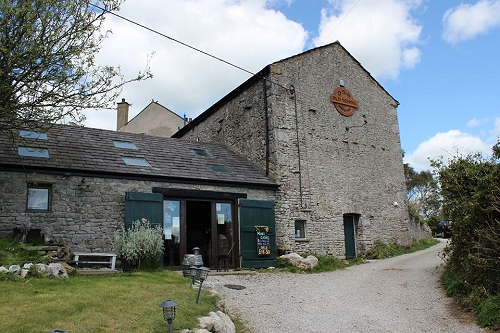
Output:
[
  {"xmin": 208, "ymin": 164, "xmax": 231, "ymax": 174},
  {"xmin": 122, "ymin": 156, "xmax": 151, "ymax": 167},
  {"xmin": 113, "ymin": 140, "xmax": 138, "ymax": 149},
  {"xmin": 19, "ymin": 130, "xmax": 47, "ymax": 140},
  {"xmin": 18, "ymin": 146, "xmax": 49, "ymax": 158},
  {"xmin": 191, "ymin": 149, "xmax": 214, "ymax": 158}
]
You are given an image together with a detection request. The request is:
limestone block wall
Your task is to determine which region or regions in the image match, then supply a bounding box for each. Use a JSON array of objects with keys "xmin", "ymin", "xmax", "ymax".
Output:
[
  {"xmin": 178, "ymin": 43, "xmax": 413, "ymax": 258},
  {"xmin": 180, "ymin": 79, "xmax": 271, "ymax": 178},
  {"xmin": 0, "ymin": 171, "xmax": 274, "ymax": 253},
  {"xmin": 267, "ymin": 45, "xmax": 411, "ymax": 256}
]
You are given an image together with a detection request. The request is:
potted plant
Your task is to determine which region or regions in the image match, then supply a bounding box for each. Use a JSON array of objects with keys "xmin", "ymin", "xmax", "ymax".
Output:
[{"xmin": 113, "ymin": 218, "xmax": 164, "ymax": 271}]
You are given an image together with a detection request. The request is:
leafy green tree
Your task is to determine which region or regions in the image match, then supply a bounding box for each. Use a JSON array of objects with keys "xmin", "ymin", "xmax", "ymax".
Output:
[
  {"xmin": 0, "ymin": 0, "xmax": 151, "ymax": 134},
  {"xmin": 404, "ymin": 163, "xmax": 441, "ymax": 225},
  {"xmin": 435, "ymin": 140, "xmax": 500, "ymax": 302}
]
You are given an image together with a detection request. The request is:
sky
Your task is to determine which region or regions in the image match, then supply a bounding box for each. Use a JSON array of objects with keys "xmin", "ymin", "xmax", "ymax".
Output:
[{"xmin": 84, "ymin": 0, "xmax": 500, "ymax": 172}]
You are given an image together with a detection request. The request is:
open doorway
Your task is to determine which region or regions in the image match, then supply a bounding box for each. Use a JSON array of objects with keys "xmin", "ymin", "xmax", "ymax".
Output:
[{"xmin": 186, "ymin": 201, "xmax": 212, "ymax": 267}]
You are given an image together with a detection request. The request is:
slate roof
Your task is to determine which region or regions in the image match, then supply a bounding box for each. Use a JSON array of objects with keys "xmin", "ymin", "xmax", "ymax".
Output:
[{"xmin": 0, "ymin": 124, "xmax": 277, "ymax": 189}]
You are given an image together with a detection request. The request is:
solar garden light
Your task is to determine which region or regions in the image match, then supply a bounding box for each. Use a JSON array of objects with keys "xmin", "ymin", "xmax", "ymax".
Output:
[
  {"xmin": 195, "ymin": 266, "xmax": 210, "ymax": 304},
  {"xmin": 189, "ymin": 265, "xmax": 198, "ymax": 289},
  {"xmin": 159, "ymin": 299, "xmax": 178, "ymax": 333}
]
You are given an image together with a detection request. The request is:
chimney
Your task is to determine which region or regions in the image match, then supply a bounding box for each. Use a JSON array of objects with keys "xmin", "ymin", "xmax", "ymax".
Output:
[{"xmin": 117, "ymin": 98, "xmax": 130, "ymax": 130}]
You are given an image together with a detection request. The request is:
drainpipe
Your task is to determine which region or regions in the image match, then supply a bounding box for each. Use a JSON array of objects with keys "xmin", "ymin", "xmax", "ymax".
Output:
[{"xmin": 263, "ymin": 77, "xmax": 270, "ymax": 176}]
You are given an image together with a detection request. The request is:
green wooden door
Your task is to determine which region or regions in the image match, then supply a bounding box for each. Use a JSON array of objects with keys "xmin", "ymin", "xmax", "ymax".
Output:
[
  {"xmin": 125, "ymin": 192, "xmax": 163, "ymax": 229},
  {"xmin": 343, "ymin": 215, "xmax": 356, "ymax": 259},
  {"xmin": 239, "ymin": 199, "xmax": 277, "ymax": 268}
]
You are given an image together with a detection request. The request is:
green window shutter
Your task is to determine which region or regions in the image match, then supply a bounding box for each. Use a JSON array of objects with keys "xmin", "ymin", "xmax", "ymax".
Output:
[
  {"xmin": 125, "ymin": 192, "xmax": 163, "ymax": 229},
  {"xmin": 239, "ymin": 199, "xmax": 277, "ymax": 268}
]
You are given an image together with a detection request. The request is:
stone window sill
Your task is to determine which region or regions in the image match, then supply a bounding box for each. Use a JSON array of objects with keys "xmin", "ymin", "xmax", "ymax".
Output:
[{"xmin": 295, "ymin": 238, "xmax": 310, "ymax": 242}]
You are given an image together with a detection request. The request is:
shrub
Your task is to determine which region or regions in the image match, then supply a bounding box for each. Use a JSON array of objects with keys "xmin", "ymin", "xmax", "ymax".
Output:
[
  {"xmin": 477, "ymin": 296, "xmax": 500, "ymax": 328},
  {"xmin": 113, "ymin": 219, "xmax": 164, "ymax": 269},
  {"xmin": 363, "ymin": 238, "xmax": 439, "ymax": 259}
]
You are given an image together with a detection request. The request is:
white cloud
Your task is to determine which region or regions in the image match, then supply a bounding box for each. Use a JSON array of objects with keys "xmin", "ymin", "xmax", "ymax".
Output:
[
  {"xmin": 85, "ymin": 0, "xmax": 308, "ymax": 130},
  {"xmin": 314, "ymin": 0, "xmax": 423, "ymax": 80},
  {"xmin": 404, "ymin": 130, "xmax": 490, "ymax": 171},
  {"xmin": 490, "ymin": 117, "xmax": 500, "ymax": 140},
  {"xmin": 467, "ymin": 118, "xmax": 482, "ymax": 127},
  {"xmin": 442, "ymin": 0, "xmax": 500, "ymax": 44}
]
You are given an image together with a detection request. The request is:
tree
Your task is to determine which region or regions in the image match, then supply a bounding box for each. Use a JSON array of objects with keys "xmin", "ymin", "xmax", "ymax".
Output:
[
  {"xmin": 0, "ymin": 0, "xmax": 151, "ymax": 134},
  {"xmin": 404, "ymin": 163, "xmax": 441, "ymax": 223},
  {"xmin": 435, "ymin": 140, "xmax": 500, "ymax": 301}
]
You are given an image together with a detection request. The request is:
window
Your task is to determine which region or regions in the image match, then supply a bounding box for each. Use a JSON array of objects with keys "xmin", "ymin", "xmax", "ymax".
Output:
[
  {"xmin": 163, "ymin": 200, "xmax": 181, "ymax": 242},
  {"xmin": 208, "ymin": 164, "xmax": 231, "ymax": 173},
  {"xmin": 295, "ymin": 220, "xmax": 306, "ymax": 238},
  {"xmin": 19, "ymin": 130, "xmax": 47, "ymax": 140},
  {"xmin": 191, "ymin": 149, "xmax": 214, "ymax": 158},
  {"xmin": 26, "ymin": 184, "xmax": 51, "ymax": 211},
  {"xmin": 18, "ymin": 146, "xmax": 49, "ymax": 158},
  {"xmin": 113, "ymin": 140, "xmax": 138, "ymax": 149},
  {"xmin": 122, "ymin": 156, "xmax": 151, "ymax": 167}
]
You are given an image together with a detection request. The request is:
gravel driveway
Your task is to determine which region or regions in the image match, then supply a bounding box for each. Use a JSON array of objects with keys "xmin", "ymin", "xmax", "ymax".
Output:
[{"xmin": 207, "ymin": 239, "xmax": 485, "ymax": 333}]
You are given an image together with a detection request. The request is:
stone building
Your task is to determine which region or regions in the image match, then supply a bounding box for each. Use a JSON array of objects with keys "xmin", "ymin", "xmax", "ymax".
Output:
[
  {"xmin": 173, "ymin": 41, "xmax": 412, "ymax": 257},
  {"xmin": 117, "ymin": 98, "xmax": 186, "ymax": 137},
  {"xmin": 0, "ymin": 41, "xmax": 416, "ymax": 269},
  {"xmin": 0, "ymin": 125, "xmax": 278, "ymax": 268}
]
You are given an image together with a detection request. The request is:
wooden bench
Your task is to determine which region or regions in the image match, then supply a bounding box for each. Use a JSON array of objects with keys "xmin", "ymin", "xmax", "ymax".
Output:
[{"xmin": 73, "ymin": 252, "xmax": 117, "ymax": 270}]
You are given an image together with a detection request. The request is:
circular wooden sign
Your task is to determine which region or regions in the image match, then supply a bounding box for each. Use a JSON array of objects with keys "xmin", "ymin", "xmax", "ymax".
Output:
[{"xmin": 330, "ymin": 87, "xmax": 359, "ymax": 117}]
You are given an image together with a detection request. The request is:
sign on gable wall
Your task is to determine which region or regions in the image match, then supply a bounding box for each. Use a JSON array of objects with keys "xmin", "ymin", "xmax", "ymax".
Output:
[{"xmin": 330, "ymin": 87, "xmax": 359, "ymax": 117}]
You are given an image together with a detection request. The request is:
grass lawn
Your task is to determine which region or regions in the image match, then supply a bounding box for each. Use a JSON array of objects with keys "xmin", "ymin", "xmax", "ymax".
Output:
[
  {"xmin": 1, "ymin": 236, "xmax": 440, "ymax": 332},
  {"xmin": 0, "ymin": 270, "xmax": 222, "ymax": 333}
]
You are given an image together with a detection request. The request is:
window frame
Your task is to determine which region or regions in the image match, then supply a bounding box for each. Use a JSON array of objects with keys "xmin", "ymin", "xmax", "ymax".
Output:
[
  {"xmin": 294, "ymin": 219, "xmax": 306, "ymax": 239},
  {"xmin": 18, "ymin": 146, "xmax": 50, "ymax": 158},
  {"xmin": 113, "ymin": 140, "xmax": 138, "ymax": 149},
  {"xmin": 19, "ymin": 130, "xmax": 48, "ymax": 140},
  {"xmin": 191, "ymin": 149, "xmax": 214, "ymax": 158},
  {"xmin": 208, "ymin": 164, "xmax": 231, "ymax": 174},
  {"xmin": 122, "ymin": 156, "xmax": 151, "ymax": 167},
  {"xmin": 26, "ymin": 184, "xmax": 52, "ymax": 212}
]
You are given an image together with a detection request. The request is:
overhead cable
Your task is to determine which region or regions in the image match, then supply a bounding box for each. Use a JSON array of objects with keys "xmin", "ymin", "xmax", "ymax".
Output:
[{"xmin": 90, "ymin": 3, "xmax": 290, "ymax": 91}]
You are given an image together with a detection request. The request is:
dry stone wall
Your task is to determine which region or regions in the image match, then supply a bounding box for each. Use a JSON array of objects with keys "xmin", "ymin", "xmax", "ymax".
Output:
[{"xmin": 0, "ymin": 171, "xmax": 274, "ymax": 252}]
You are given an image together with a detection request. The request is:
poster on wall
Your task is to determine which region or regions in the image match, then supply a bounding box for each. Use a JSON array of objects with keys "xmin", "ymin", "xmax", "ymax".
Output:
[{"xmin": 255, "ymin": 226, "xmax": 271, "ymax": 256}]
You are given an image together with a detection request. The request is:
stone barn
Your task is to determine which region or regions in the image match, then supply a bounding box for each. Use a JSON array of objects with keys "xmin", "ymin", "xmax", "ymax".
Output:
[{"xmin": 173, "ymin": 41, "xmax": 412, "ymax": 258}]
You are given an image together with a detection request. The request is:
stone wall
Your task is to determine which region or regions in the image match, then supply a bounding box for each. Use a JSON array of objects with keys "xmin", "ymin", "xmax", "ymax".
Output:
[
  {"xmin": 178, "ymin": 43, "xmax": 413, "ymax": 258},
  {"xmin": 0, "ymin": 171, "xmax": 274, "ymax": 253}
]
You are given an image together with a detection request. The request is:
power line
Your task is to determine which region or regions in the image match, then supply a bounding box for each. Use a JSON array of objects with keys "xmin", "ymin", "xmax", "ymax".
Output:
[
  {"xmin": 90, "ymin": 3, "xmax": 292, "ymax": 91},
  {"xmin": 321, "ymin": 0, "xmax": 362, "ymax": 44},
  {"xmin": 90, "ymin": 3, "xmax": 258, "ymax": 76}
]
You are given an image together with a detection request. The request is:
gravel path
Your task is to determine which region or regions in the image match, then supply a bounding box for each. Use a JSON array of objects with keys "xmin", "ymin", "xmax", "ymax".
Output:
[{"xmin": 207, "ymin": 240, "xmax": 485, "ymax": 333}]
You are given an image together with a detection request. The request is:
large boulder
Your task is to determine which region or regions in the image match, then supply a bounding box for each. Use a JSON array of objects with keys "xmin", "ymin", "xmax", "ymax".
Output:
[
  {"xmin": 47, "ymin": 263, "xmax": 68, "ymax": 278},
  {"xmin": 279, "ymin": 252, "xmax": 304, "ymax": 266},
  {"xmin": 198, "ymin": 311, "xmax": 235, "ymax": 333},
  {"xmin": 298, "ymin": 255, "xmax": 319, "ymax": 270},
  {"xmin": 20, "ymin": 263, "xmax": 34, "ymax": 278},
  {"xmin": 279, "ymin": 253, "xmax": 319, "ymax": 269},
  {"xmin": 9, "ymin": 265, "xmax": 21, "ymax": 275}
]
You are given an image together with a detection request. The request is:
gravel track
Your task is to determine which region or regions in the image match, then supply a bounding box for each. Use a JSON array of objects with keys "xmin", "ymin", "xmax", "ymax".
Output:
[{"xmin": 207, "ymin": 240, "xmax": 485, "ymax": 333}]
